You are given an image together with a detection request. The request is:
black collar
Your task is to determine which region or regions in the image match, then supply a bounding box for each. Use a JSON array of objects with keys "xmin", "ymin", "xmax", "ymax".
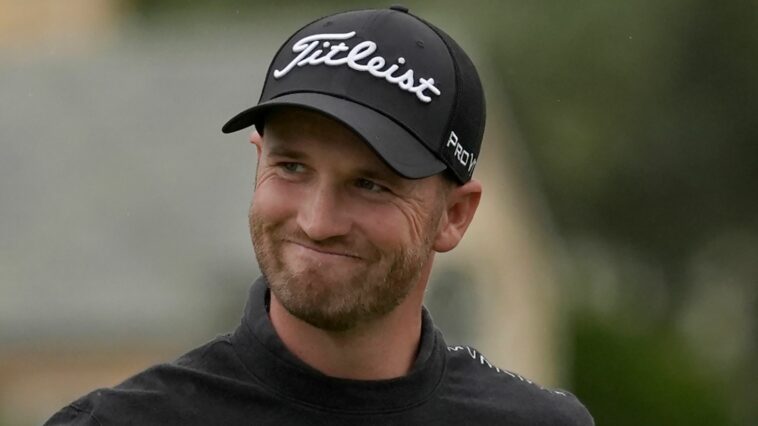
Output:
[{"xmin": 230, "ymin": 277, "xmax": 447, "ymax": 413}]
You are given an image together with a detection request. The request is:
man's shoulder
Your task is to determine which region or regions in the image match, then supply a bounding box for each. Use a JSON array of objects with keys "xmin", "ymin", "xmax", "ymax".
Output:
[
  {"xmin": 443, "ymin": 345, "xmax": 594, "ymax": 426},
  {"xmin": 44, "ymin": 333, "xmax": 249, "ymax": 425}
]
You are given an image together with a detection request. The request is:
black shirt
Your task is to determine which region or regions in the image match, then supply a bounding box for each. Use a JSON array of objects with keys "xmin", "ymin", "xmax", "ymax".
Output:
[{"xmin": 46, "ymin": 277, "xmax": 594, "ymax": 425}]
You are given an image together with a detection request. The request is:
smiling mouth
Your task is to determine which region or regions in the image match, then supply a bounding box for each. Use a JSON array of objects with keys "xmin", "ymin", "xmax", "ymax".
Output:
[{"xmin": 286, "ymin": 240, "xmax": 362, "ymax": 260}]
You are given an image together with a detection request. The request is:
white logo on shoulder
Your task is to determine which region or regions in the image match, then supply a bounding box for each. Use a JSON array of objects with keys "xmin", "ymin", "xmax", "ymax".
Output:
[
  {"xmin": 273, "ymin": 31, "xmax": 442, "ymax": 103},
  {"xmin": 447, "ymin": 345, "xmax": 569, "ymax": 397}
]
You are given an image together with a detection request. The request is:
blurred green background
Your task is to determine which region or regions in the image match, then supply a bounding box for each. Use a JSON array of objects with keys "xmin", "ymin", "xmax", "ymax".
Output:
[{"xmin": 1, "ymin": 0, "xmax": 756, "ymax": 424}]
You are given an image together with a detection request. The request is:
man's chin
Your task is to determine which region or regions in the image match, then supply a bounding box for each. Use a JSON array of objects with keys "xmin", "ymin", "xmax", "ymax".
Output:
[
  {"xmin": 291, "ymin": 309, "xmax": 362, "ymax": 332},
  {"xmin": 270, "ymin": 281, "xmax": 365, "ymax": 331},
  {"xmin": 278, "ymin": 273, "xmax": 361, "ymax": 301},
  {"xmin": 276, "ymin": 254, "xmax": 367, "ymax": 285}
]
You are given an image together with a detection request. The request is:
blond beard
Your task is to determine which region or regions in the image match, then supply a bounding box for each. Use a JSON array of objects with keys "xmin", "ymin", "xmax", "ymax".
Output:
[{"xmin": 250, "ymin": 207, "xmax": 441, "ymax": 331}]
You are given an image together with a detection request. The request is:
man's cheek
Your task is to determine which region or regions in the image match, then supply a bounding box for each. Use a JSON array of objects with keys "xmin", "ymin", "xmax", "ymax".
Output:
[{"xmin": 253, "ymin": 186, "xmax": 298, "ymax": 221}]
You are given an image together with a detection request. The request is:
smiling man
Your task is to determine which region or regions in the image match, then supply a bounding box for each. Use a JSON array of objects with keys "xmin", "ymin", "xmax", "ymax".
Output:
[
  {"xmin": 46, "ymin": 6, "xmax": 593, "ymax": 425},
  {"xmin": 250, "ymin": 108, "xmax": 465, "ymax": 381}
]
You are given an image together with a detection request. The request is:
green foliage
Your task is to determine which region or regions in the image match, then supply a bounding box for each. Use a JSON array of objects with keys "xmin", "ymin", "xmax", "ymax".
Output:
[
  {"xmin": 486, "ymin": 0, "xmax": 758, "ymax": 266},
  {"xmin": 484, "ymin": 4, "xmax": 757, "ymax": 420},
  {"xmin": 570, "ymin": 314, "xmax": 736, "ymax": 426}
]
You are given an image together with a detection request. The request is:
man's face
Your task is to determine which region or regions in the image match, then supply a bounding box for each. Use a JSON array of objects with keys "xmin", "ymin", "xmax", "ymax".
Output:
[{"xmin": 249, "ymin": 107, "xmax": 448, "ymax": 331}]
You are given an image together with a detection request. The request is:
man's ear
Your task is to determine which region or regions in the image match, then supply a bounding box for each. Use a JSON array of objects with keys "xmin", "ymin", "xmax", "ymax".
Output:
[
  {"xmin": 433, "ymin": 178, "xmax": 482, "ymax": 253},
  {"xmin": 250, "ymin": 130, "xmax": 263, "ymax": 156}
]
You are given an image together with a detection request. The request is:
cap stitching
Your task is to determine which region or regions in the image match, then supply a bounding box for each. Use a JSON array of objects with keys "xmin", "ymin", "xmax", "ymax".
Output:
[{"xmin": 415, "ymin": 18, "xmax": 466, "ymax": 183}]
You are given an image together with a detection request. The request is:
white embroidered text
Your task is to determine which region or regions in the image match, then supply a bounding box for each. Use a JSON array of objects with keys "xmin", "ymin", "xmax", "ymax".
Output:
[
  {"xmin": 446, "ymin": 131, "xmax": 477, "ymax": 173},
  {"xmin": 273, "ymin": 31, "xmax": 442, "ymax": 103}
]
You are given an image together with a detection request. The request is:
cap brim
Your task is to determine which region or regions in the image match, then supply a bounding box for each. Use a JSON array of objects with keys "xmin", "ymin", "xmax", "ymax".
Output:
[{"xmin": 221, "ymin": 93, "xmax": 446, "ymax": 179}]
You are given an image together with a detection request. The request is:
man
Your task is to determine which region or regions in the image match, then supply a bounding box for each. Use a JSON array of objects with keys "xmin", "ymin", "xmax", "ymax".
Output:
[{"xmin": 46, "ymin": 6, "xmax": 593, "ymax": 425}]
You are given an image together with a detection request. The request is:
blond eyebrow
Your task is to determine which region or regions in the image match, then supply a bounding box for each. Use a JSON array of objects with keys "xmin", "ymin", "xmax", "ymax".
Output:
[
  {"xmin": 266, "ymin": 144, "xmax": 308, "ymax": 160},
  {"xmin": 354, "ymin": 167, "xmax": 390, "ymax": 180},
  {"xmin": 353, "ymin": 165, "xmax": 407, "ymax": 186}
]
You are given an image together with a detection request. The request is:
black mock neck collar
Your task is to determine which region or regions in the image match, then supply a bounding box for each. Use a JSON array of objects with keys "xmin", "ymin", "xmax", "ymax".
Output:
[{"xmin": 230, "ymin": 277, "xmax": 447, "ymax": 413}]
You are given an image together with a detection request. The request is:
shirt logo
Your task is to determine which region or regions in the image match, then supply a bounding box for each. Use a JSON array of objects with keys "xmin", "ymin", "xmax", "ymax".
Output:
[{"xmin": 273, "ymin": 31, "xmax": 442, "ymax": 103}]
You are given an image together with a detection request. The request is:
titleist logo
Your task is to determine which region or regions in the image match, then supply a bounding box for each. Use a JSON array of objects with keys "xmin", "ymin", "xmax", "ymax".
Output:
[{"xmin": 273, "ymin": 31, "xmax": 441, "ymax": 103}]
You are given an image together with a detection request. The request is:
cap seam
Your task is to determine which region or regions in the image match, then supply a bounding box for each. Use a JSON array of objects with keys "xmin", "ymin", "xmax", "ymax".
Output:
[{"xmin": 412, "ymin": 17, "xmax": 466, "ymax": 183}]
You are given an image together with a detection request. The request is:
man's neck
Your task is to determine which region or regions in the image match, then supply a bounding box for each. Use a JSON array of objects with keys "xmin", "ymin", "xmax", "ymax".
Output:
[{"xmin": 267, "ymin": 264, "xmax": 432, "ymax": 380}]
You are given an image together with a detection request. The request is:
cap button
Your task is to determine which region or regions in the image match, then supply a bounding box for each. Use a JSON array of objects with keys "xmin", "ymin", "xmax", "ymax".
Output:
[{"xmin": 389, "ymin": 5, "xmax": 410, "ymax": 13}]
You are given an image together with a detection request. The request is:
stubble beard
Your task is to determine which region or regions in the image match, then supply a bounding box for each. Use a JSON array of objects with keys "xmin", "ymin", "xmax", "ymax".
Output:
[{"xmin": 250, "ymin": 212, "xmax": 440, "ymax": 332}]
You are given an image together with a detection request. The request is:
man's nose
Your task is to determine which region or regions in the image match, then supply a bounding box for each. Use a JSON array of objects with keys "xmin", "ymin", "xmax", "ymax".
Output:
[{"xmin": 297, "ymin": 183, "xmax": 352, "ymax": 241}]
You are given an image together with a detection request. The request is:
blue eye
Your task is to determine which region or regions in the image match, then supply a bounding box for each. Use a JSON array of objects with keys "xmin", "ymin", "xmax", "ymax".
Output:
[
  {"xmin": 356, "ymin": 178, "xmax": 384, "ymax": 193},
  {"xmin": 281, "ymin": 162, "xmax": 304, "ymax": 173}
]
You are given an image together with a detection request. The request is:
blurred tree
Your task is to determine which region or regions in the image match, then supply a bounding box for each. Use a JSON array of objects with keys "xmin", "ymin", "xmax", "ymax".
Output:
[
  {"xmin": 495, "ymin": 0, "xmax": 758, "ymax": 287},
  {"xmin": 484, "ymin": 1, "xmax": 757, "ymax": 424},
  {"xmin": 571, "ymin": 314, "xmax": 735, "ymax": 426}
]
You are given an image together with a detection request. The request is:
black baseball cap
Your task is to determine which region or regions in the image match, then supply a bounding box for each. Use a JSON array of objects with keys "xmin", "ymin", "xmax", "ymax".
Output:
[{"xmin": 222, "ymin": 5, "xmax": 485, "ymax": 183}]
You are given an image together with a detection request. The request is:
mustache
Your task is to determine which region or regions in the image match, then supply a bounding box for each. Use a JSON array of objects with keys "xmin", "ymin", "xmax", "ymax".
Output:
[
  {"xmin": 284, "ymin": 239, "xmax": 363, "ymax": 259},
  {"xmin": 258, "ymin": 220, "xmax": 373, "ymax": 260}
]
